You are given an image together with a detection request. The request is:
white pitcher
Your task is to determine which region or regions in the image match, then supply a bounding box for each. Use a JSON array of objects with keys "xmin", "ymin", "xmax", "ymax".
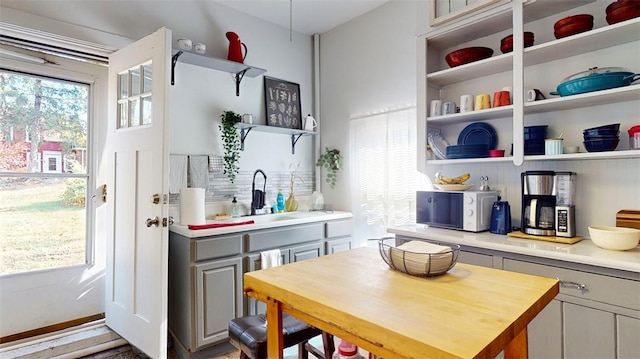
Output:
[{"xmin": 303, "ymin": 114, "xmax": 317, "ymax": 131}]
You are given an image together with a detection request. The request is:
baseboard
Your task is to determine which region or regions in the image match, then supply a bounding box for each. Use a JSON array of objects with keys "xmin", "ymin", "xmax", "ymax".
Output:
[
  {"xmin": 0, "ymin": 314, "xmax": 105, "ymax": 344},
  {"xmin": 0, "ymin": 319, "xmax": 124, "ymax": 359}
]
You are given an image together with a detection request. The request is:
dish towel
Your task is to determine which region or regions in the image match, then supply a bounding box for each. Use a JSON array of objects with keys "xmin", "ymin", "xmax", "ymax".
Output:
[
  {"xmin": 169, "ymin": 155, "xmax": 188, "ymax": 194},
  {"xmin": 188, "ymin": 220, "xmax": 255, "ymax": 230},
  {"xmin": 188, "ymin": 155, "xmax": 209, "ymax": 190},
  {"xmin": 260, "ymin": 249, "xmax": 282, "ymax": 269}
]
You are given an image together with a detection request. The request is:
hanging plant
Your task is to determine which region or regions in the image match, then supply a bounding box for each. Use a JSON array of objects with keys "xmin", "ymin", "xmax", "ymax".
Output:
[
  {"xmin": 316, "ymin": 147, "xmax": 343, "ymax": 189},
  {"xmin": 219, "ymin": 110, "xmax": 242, "ymax": 183}
]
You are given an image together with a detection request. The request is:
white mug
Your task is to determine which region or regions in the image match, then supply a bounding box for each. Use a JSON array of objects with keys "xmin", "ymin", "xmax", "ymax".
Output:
[
  {"xmin": 242, "ymin": 113, "xmax": 254, "ymax": 124},
  {"xmin": 430, "ymin": 100, "xmax": 442, "ymax": 117},
  {"xmin": 177, "ymin": 38, "xmax": 192, "ymax": 51},
  {"xmin": 460, "ymin": 94, "xmax": 474, "ymax": 113},
  {"xmin": 194, "ymin": 43, "xmax": 206, "ymax": 55}
]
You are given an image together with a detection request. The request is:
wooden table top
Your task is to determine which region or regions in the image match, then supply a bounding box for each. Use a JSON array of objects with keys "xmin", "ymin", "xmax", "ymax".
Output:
[{"xmin": 244, "ymin": 247, "xmax": 559, "ymax": 359}]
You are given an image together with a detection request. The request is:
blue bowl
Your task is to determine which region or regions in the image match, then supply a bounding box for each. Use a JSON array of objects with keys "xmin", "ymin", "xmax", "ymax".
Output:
[
  {"xmin": 583, "ymin": 138, "xmax": 619, "ymax": 152},
  {"xmin": 583, "ymin": 129, "xmax": 620, "ymax": 136},
  {"xmin": 584, "ymin": 123, "xmax": 620, "ymax": 133}
]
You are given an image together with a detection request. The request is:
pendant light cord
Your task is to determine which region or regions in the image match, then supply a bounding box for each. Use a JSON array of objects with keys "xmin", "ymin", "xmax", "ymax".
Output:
[{"xmin": 289, "ymin": 0, "xmax": 293, "ymax": 42}]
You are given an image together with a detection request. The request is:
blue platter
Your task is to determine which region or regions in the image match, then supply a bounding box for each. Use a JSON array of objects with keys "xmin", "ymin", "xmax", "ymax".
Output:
[{"xmin": 457, "ymin": 122, "xmax": 498, "ymax": 150}]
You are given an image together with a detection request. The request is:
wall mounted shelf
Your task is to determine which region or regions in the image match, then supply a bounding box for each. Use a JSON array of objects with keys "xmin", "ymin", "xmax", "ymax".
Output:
[
  {"xmin": 171, "ymin": 49, "xmax": 267, "ymax": 96},
  {"xmin": 235, "ymin": 123, "xmax": 317, "ymax": 154}
]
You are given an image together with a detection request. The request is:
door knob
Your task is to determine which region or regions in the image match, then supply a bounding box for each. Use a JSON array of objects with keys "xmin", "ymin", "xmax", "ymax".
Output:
[
  {"xmin": 146, "ymin": 216, "xmax": 160, "ymax": 227},
  {"xmin": 163, "ymin": 217, "xmax": 174, "ymax": 227}
]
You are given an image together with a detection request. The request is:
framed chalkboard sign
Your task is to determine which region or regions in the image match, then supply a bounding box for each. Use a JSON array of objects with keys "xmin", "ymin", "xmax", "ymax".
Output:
[{"xmin": 264, "ymin": 76, "xmax": 302, "ymax": 130}]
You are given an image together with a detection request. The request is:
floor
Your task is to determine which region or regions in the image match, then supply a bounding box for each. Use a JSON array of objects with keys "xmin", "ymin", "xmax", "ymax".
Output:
[{"xmin": 84, "ymin": 345, "xmax": 240, "ymax": 359}]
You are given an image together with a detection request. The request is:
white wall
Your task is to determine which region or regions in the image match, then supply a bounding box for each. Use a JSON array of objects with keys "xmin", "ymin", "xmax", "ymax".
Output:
[{"xmin": 318, "ymin": 1, "xmax": 419, "ymax": 219}]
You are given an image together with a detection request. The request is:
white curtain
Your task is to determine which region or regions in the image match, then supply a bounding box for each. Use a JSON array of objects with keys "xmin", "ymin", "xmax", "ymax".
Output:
[{"xmin": 349, "ymin": 106, "xmax": 420, "ymax": 243}]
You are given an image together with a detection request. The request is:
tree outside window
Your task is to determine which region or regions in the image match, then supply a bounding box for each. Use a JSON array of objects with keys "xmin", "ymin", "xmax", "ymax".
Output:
[{"xmin": 0, "ymin": 69, "xmax": 90, "ymax": 275}]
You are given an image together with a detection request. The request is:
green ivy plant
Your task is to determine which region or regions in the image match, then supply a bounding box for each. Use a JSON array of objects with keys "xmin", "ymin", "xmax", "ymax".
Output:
[
  {"xmin": 315, "ymin": 147, "xmax": 343, "ymax": 189},
  {"xmin": 219, "ymin": 111, "xmax": 242, "ymax": 183}
]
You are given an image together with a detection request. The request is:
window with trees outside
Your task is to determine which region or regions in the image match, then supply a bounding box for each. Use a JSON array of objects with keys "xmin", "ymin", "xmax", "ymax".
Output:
[{"xmin": 0, "ymin": 69, "xmax": 90, "ymax": 275}]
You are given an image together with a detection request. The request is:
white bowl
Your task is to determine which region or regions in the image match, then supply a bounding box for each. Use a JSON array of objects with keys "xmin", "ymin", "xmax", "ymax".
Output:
[{"xmin": 588, "ymin": 226, "xmax": 640, "ymax": 251}]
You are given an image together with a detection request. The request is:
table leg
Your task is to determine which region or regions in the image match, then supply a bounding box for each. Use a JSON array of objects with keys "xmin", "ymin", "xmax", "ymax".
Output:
[
  {"xmin": 266, "ymin": 297, "xmax": 284, "ymax": 359},
  {"xmin": 505, "ymin": 328, "xmax": 528, "ymax": 359}
]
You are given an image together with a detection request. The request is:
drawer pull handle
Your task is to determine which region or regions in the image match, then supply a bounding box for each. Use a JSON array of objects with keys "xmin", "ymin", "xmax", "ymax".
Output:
[{"xmin": 557, "ymin": 278, "xmax": 587, "ymax": 291}]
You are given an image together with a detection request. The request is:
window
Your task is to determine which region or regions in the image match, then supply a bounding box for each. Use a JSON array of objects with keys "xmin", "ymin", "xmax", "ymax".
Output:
[
  {"xmin": 350, "ymin": 107, "xmax": 431, "ymax": 242},
  {"xmin": 0, "ymin": 69, "xmax": 91, "ymax": 275}
]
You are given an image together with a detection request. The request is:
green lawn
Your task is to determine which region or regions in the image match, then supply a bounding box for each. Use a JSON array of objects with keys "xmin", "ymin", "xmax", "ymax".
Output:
[{"xmin": 0, "ymin": 180, "xmax": 86, "ymax": 275}]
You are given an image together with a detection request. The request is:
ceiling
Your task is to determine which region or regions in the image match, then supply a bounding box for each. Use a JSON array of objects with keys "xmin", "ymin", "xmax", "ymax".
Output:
[{"xmin": 214, "ymin": 0, "xmax": 389, "ymax": 35}]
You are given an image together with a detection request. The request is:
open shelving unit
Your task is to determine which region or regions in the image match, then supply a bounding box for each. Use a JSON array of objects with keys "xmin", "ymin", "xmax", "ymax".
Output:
[
  {"xmin": 235, "ymin": 123, "xmax": 317, "ymax": 154},
  {"xmin": 171, "ymin": 49, "xmax": 266, "ymax": 96}
]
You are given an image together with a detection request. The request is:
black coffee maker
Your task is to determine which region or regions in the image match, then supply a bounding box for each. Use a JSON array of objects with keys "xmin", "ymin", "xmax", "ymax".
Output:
[{"xmin": 521, "ymin": 171, "xmax": 557, "ymax": 236}]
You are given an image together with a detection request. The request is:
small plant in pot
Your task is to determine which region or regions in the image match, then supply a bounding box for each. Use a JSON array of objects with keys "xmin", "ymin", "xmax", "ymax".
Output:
[
  {"xmin": 316, "ymin": 147, "xmax": 342, "ymax": 189},
  {"xmin": 219, "ymin": 110, "xmax": 242, "ymax": 183}
]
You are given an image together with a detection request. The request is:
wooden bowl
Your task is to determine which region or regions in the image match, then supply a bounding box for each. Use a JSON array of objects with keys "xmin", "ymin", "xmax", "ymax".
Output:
[
  {"xmin": 500, "ymin": 32, "xmax": 535, "ymax": 53},
  {"xmin": 445, "ymin": 47, "xmax": 494, "ymax": 68},
  {"xmin": 554, "ymin": 14, "xmax": 594, "ymax": 30},
  {"xmin": 606, "ymin": 1, "xmax": 640, "ymax": 24},
  {"xmin": 554, "ymin": 15, "xmax": 594, "ymax": 39}
]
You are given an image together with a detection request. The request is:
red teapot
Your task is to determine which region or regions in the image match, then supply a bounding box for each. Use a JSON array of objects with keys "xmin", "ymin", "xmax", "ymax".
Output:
[{"xmin": 226, "ymin": 32, "xmax": 247, "ymax": 64}]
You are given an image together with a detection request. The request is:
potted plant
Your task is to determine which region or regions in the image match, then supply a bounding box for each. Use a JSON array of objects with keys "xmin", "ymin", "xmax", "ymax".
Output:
[
  {"xmin": 219, "ymin": 110, "xmax": 242, "ymax": 183},
  {"xmin": 316, "ymin": 147, "xmax": 343, "ymax": 189}
]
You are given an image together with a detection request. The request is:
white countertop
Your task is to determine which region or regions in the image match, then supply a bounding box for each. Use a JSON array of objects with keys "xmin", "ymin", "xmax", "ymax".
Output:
[
  {"xmin": 170, "ymin": 210, "xmax": 352, "ymax": 238},
  {"xmin": 387, "ymin": 224, "xmax": 640, "ymax": 273}
]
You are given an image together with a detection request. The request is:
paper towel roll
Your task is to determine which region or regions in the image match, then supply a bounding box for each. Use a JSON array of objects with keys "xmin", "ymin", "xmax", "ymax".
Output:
[{"xmin": 180, "ymin": 188, "xmax": 206, "ymax": 225}]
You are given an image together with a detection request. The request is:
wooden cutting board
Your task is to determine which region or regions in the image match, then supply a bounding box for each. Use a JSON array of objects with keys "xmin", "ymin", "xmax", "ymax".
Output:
[
  {"xmin": 616, "ymin": 209, "xmax": 640, "ymax": 230},
  {"xmin": 507, "ymin": 231, "xmax": 583, "ymax": 244}
]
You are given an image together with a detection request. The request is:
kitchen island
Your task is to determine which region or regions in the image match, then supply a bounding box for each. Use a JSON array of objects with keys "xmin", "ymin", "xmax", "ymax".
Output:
[
  {"xmin": 387, "ymin": 225, "xmax": 640, "ymax": 358},
  {"xmin": 244, "ymin": 247, "xmax": 559, "ymax": 359}
]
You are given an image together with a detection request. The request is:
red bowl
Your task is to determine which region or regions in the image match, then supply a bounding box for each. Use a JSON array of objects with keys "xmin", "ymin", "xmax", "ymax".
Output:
[
  {"xmin": 554, "ymin": 14, "xmax": 594, "ymax": 30},
  {"xmin": 489, "ymin": 149, "xmax": 505, "ymax": 157},
  {"xmin": 445, "ymin": 47, "xmax": 494, "ymax": 68},
  {"xmin": 554, "ymin": 22, "xmax": 594, "ymax": 39},
  {"xmin": 606, "ymin": 2, "xmax": 640, "ymax": 24},
  {"xmin": 500, "ymin": 32, "xmax": 535, "ymax": 53}
]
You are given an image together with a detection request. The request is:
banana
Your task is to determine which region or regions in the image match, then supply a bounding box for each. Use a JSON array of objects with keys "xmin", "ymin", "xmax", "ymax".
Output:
[{"xmin": 435, "ymin": 172, "xmax": 470, "ymax": 185}]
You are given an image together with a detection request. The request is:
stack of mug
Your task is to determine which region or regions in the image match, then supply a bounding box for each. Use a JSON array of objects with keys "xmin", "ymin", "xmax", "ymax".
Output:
[{"xmin": 430, "ymin": 87, "xmax": 512, "ymax": 117}]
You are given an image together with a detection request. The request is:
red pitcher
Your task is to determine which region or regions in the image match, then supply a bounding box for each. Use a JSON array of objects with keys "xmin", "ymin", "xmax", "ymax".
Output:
[{"xmin": 226, "ymin": 32, "xmax": 247, "ymax": 64}]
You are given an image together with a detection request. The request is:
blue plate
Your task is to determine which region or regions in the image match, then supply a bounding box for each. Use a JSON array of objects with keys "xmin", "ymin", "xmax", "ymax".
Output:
[{"xmin": 458, "ymin": 122, "xmax": 497, "ymax": 150}]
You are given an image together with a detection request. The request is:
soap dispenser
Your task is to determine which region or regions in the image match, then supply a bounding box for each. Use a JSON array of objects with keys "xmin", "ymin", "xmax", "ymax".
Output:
[{"xmin": 231, "ymin": 196, "xmax": 240, "ymax": 218}]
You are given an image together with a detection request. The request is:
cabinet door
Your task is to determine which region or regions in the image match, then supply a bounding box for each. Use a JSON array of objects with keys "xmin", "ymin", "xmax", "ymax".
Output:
[
  {"xmin": 564, "ymin": 302, "xmax": 615, "ymax": 359},
  {"xmin": 617, "ymin": 314, "xmax": 640, "ymax": 359},
  {"xmin": 458, "ymin": 250, "xmax": 493, "ymax": 267},
  {"xmin": 289, "ymin": 242, "xmax": 322, "ymax": 262},
  {"xmin": 245, "ymin": 252, "xmax": 290, "ymax": 316},
  {"xmin": 326, "ymin": 237, "xmax": 352, "ymax": 254},
  {"xmin": 527, "ymin": 299, "xmax": 562, "ymax": 359},
  {"xmin": 194, "ymin": 257, "xmax": 243, "ymax": 348}
]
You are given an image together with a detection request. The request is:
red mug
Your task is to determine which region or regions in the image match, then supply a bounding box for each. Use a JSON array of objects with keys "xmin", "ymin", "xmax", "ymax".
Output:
[{"xmin": 493, "ymin": 90, "xmax": 511, "ymax": 107}]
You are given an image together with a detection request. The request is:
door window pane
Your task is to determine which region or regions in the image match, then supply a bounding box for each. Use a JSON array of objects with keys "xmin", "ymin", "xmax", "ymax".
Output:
[
  {"xmin": 130, "ymin": 68, "xmax": 140, "ymax": 97},
  {"xmin": 142, "ymin": 96, "xmax": 152, "ymax": 125},
  {"xmin": 142, "ymin": 64, "xmax": 152, "ymax": 93},
  {"xmin": 0, "ymin": 69, "xmax": 90, "ymax": 274},
  {"xmin": 119, "ymin": 73, "xmax": 128, "ymax": 100}
]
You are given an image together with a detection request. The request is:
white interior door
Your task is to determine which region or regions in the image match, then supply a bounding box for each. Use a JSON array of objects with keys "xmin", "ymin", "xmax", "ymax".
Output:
[{"xmin": 105, "ymin": 27, "xmax": 171, "ymax": 359}]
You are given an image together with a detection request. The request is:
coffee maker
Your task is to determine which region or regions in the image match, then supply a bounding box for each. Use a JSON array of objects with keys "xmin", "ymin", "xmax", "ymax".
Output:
[{"xmin": 521, "ymin": 171, "xmax": 576, "ymax": 237}]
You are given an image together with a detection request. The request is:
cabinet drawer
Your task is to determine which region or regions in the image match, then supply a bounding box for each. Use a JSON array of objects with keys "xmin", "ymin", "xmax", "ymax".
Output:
[
  {"xmin": 246, "ymin": 223, "xmax": 323, "ymax": 252},
  {"xmin": 503, "ymin": 259, "xmax": 640, "ymax": 311},
  {"xmin": 193, "ymin": 234, "xmax": 242, "ymax": 262},
  {"xmin": 325, "ymin": 219, "xmax": 352, "ymax": 239}
]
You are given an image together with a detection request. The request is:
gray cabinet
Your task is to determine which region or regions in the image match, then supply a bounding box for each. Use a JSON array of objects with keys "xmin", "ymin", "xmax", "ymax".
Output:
[
  {"xmin": 169, "ymin": 217, "xmax": 354, "ymax": 355},
  {"xmin": 617, "ymin": 315, "xmax": 640, "ymax": 359},
  {"xmin": 503, "ymin": 258, "xmax": 640, "ymax": 359},
  {"xmin": 563, "ymin": 302, "xmax": 615, "ymax": 359},
  {"xmin": 325, "ymin": 219, "xmax": 353, "ymax": 254},
  {"xmin": 168, "ymin": 233, "xmax": 243, "ymax": 354},
  {"xmin": 194, "ymin": 257, "xmax": 243, "ymax": 348}
]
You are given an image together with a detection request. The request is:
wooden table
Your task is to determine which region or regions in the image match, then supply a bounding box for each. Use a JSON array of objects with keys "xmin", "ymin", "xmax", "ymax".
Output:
[{"xmin": 243, "ymin": 247, "xmax": 559, "ymax": 359}]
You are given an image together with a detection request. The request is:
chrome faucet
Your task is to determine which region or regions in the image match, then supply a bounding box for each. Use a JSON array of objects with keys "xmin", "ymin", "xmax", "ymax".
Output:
[{"xmin": 251, "ymin": 169, "xmax": 267, "ymax": 215}]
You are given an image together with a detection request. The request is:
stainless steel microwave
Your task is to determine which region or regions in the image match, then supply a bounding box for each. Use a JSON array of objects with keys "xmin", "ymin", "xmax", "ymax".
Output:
[{"xmin": 416, "ymin": 190, "xmax": 498, "ymax": 232}]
